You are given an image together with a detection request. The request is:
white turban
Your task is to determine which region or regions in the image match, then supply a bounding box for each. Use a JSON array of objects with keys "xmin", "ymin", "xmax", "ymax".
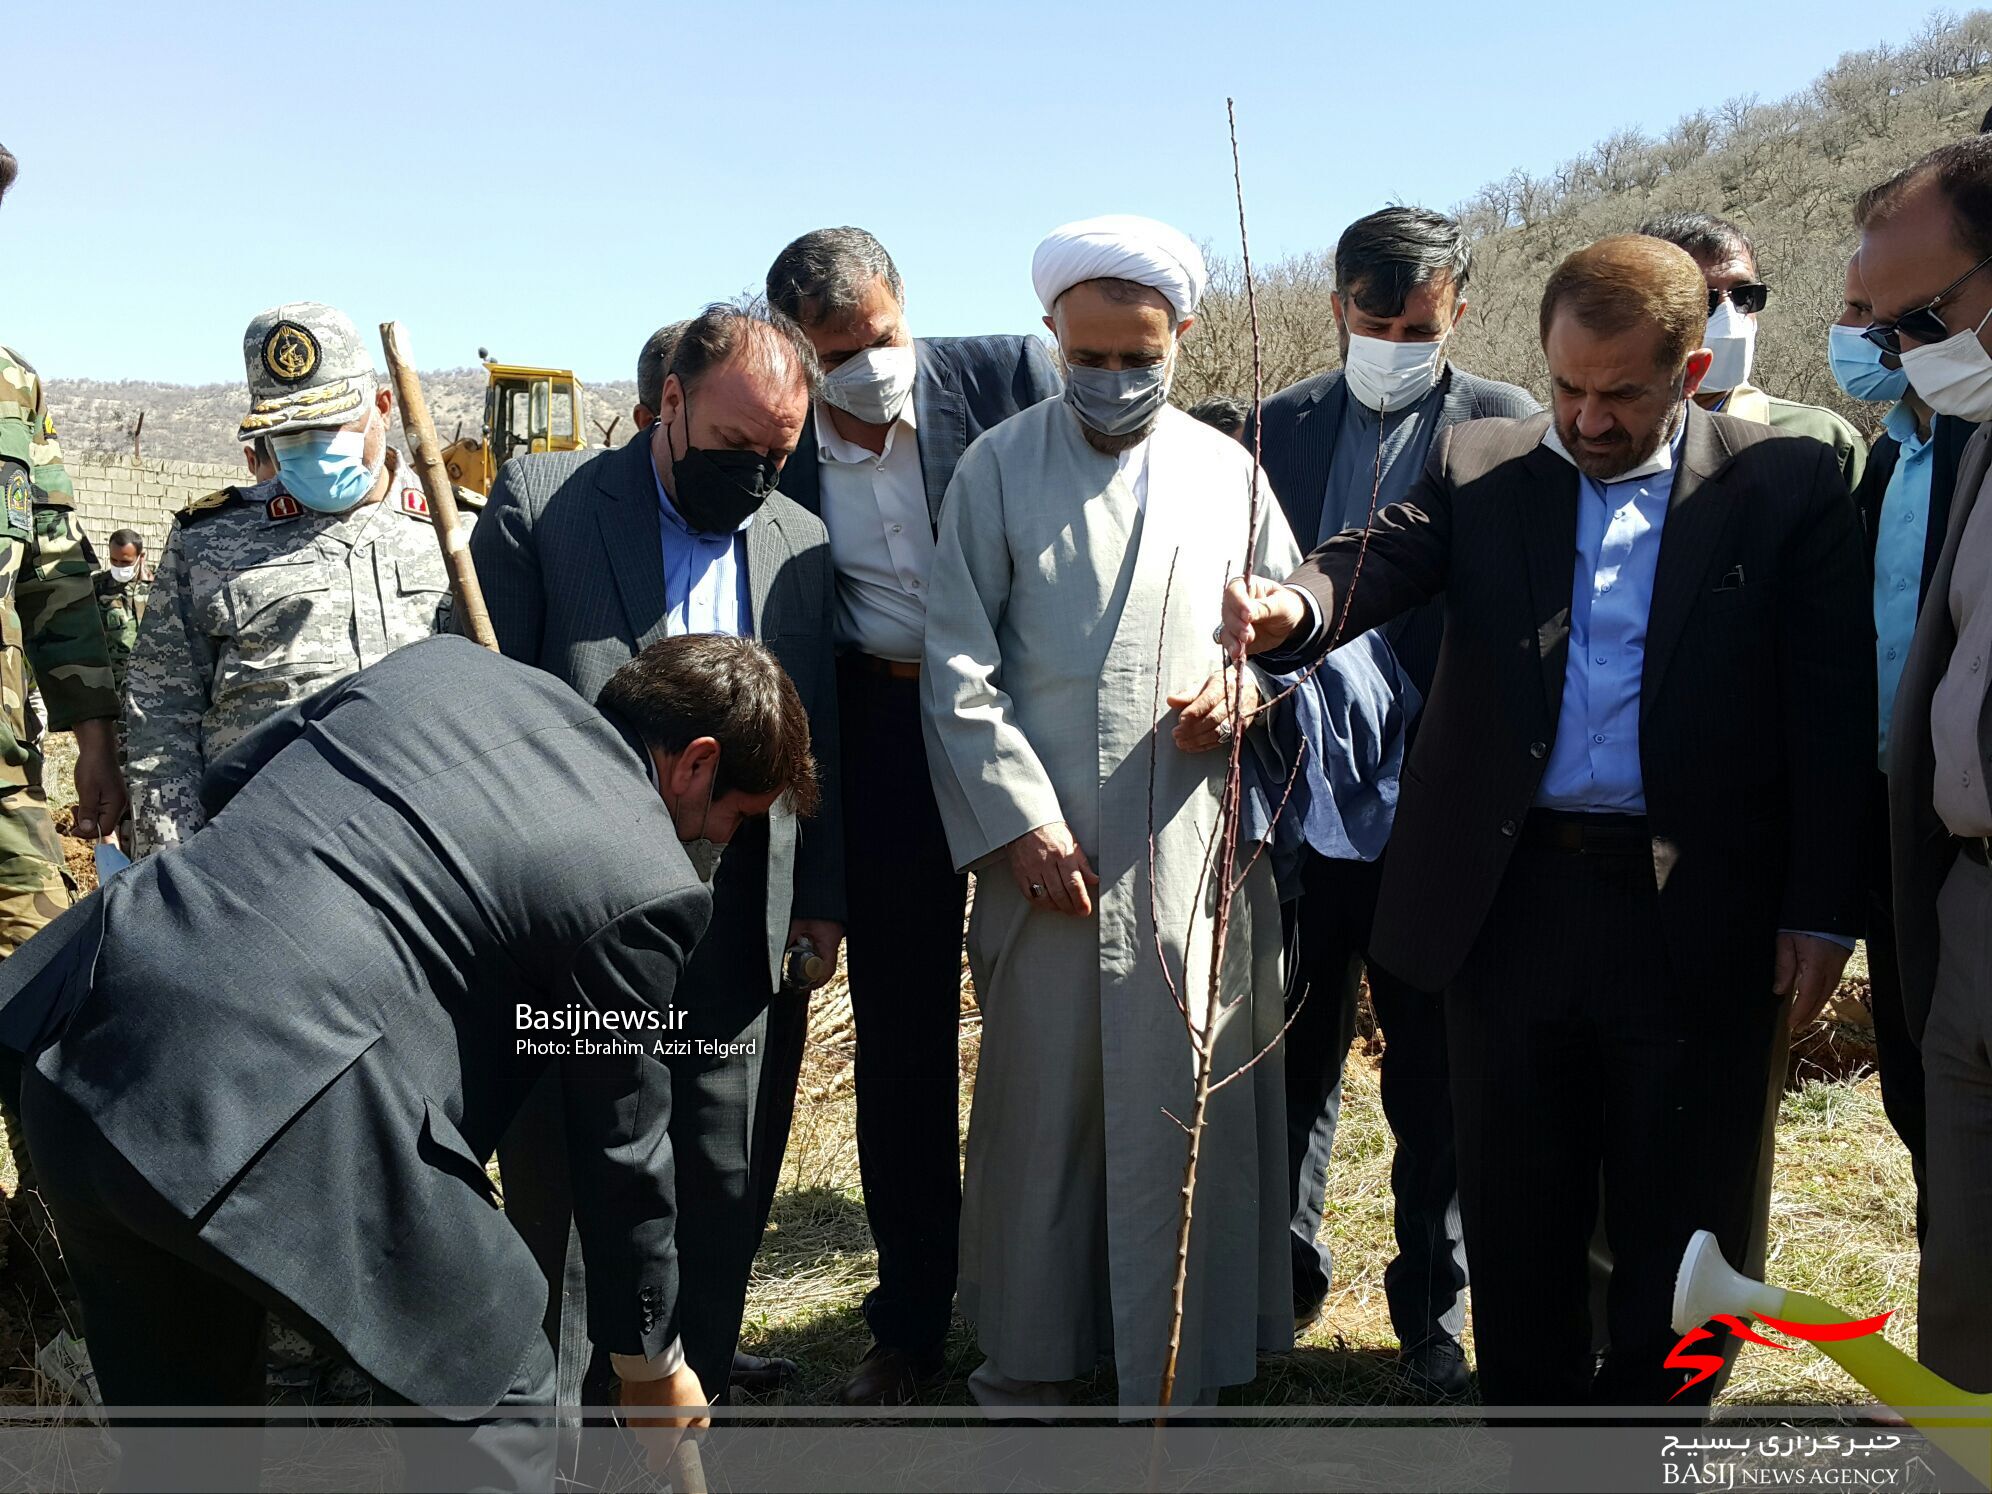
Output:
[{"xmin": 1031, "ymin": 214, "xmax": 1208, "ymax": 323}]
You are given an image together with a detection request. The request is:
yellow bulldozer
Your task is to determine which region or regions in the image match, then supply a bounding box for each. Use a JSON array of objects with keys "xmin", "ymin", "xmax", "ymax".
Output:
[{"xmin": 439, "ymin": 351, "xmax": 590, "ymax": 495}]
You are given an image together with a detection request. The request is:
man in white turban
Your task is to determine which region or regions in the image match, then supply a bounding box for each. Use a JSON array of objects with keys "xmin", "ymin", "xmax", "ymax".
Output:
[{"xmin": 922, "ymin": 215, "xmax": 1298, "ymax": 1407}]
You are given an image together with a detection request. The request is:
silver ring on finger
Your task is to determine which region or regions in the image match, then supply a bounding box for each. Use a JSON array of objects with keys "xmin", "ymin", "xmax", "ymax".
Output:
[{"xmin": 1214, "ymin": 718, "xmax": 1235, "ymax": 744}]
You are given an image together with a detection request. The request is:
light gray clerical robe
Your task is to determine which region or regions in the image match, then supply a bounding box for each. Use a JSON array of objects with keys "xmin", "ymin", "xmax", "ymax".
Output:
[{"xmin": 922, "ymin": 399, "xmax": 1301, "ymax": 1405}]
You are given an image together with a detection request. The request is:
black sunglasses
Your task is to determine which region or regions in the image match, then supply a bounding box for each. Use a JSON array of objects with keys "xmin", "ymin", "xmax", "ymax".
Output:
[
  {"xmin": 1862, "ymin": 250, "xmax": 1992, "ymax": 356},
  {"xmin": 1708, "ymin": 283, "xmax": 1770, "ymax": 316}
]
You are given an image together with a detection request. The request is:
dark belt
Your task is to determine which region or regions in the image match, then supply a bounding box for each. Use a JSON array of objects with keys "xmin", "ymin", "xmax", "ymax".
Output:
[
  {"xmin": 1522, "ymin": 810, "xmax": 1651, "ymax": 856},
  {"xmin": 1958, "ymin": 834, "xmax": 1992, "ymax": 867},
  {"xmin": 841, "ymin": 652, "xmax": 921, "ymax": 682}
]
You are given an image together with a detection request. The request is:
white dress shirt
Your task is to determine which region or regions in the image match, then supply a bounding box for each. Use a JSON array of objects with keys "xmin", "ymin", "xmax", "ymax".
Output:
[
  {"xmin": 815, "ymin": 399, "xmax": 933, "ymax": 662},
  {"xmin": 1117, "ymin": 436, "xmax": 1152, "ymax": 510}
]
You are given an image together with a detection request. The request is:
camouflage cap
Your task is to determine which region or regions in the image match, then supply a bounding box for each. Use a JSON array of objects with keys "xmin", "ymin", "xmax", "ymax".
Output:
[{"xmin": 237, "ymin": 302, "xmax": 376, "ymax": 442}]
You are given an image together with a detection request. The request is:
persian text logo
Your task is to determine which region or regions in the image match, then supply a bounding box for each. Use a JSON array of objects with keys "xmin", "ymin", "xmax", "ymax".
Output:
[{"xmin": 1665, "ymin": 1310, "xmax": 1893, "ymax": 1399}]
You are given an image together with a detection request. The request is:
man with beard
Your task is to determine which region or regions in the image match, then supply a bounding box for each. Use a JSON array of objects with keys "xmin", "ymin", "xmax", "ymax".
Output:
[
  {"xmin": 1223, "ymin": 235, "xmax": 1870, "ymax": 1405},
  {"xmin": 0, "ymin": 633, "xmax": 816, "ymax": 1490},
  {"xmin": 921, "ymin": 215, "xmax": 1299, "ymax": 1408}
]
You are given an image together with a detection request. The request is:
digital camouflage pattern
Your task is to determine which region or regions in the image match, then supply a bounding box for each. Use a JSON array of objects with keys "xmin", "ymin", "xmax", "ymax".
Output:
[
  {"xmin": 0, "ymin": 343, "xmax": 119, "ymax": 951},
  {"xmin": 125, "ymin": 449, "xmax": 477, "ymax": 855}
]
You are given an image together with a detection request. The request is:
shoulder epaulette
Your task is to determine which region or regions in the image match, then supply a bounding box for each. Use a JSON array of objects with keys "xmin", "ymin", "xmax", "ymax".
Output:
[{"xmin": 178, "ymin": 487, "xmax": 243, "ymax": 523}]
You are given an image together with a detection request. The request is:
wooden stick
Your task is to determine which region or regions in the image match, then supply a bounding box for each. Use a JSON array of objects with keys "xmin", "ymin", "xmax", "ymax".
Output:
[{"xmin": 378, "ymin": 321, "xmax": 498, "ymax": 651}]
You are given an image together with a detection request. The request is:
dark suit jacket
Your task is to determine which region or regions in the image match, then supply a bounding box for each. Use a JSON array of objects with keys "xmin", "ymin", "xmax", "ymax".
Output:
[
  {"xmin": 469, "ymin": 434, "xmax": 843, "ymax": 991},
  {"xmin": 0, "ymin": 636, "xmax": 709, "ymax": 1409},
  {"xmin": 1857, "ymin": 411, "xmax": 1973, "ymax": 602},
  {"xmin": 776, "ymin": 335, "xmax": 1062, "ymax": 528},
  {"xmin": 1888, "ymin": 421, "xmax": 1992, "ymax": 1042},
  {"xmin": 1248, "ymin": 362, "xmax": 1540, "ymax": 697},
  {"xmin": 1273, "ymin": 406, "xmax": 1873, "ymax": 993}
]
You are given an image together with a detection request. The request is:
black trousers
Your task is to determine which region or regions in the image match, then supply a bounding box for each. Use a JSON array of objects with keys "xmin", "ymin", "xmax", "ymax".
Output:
[
  {"xmin": 1863, "ymin": 770, "xmax": 1929, "ymax": 1238},
  {"xmin": 1919, "ymin": 852, "xmax": 1992, "ymax": 1392},
  {"xmin": 1282, "ymin": 850, "xmax": 1466, "ymax": 1348},
  {"xmin": 20, "ymin": 1067, "xmax": 557, "ymax": 1493},
  {"xmin": 1282, "ymin": 848, "xmax": 1474, "ymax": 1354},
  {"xmin": 499, "ymin": 1031, "xmax": 776, "ymax": 1411},
  {"xmin": 1447, "ymin": 826, "xmax": 1779, "ymax": 1407},
  {"xmin": 837, "ymin": 660, "xmax": 967, "ymax": 1353}
]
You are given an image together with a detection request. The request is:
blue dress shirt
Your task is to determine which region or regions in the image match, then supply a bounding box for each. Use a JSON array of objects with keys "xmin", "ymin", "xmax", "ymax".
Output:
[
  {"xmin": 1319, "ymin": 380, "xmax": 1447, "ymax": 544},
  {"xmin": 651, "ymin": 456, "xmax": 751, "ymax": 638},
  {"xmin": 1872, "ymin": 401, "xmax": 1935, "ymax": 765},
  {"xmin": 1535, "ymin": 427, "xmax": 1682, "ymax": 811}
]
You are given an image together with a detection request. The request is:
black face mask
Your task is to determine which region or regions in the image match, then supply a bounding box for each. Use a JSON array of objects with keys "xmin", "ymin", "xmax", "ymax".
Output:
[{"xmin": 667, "ymin": 394, "xmax": 780, "ymax": 534}]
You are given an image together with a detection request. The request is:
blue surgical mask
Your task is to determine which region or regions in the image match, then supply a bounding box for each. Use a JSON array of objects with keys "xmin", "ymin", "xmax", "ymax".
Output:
[
  {"xmin": 1827, "ymin": 323, "xmax": 1910, "ymax": 405},
  {"xmin": 270, "ymin": 420, "xmax": 382, "ymax": 512},
  {"xmin": 1063, "ymin": 355, "xmax": 1172, "ymax": 438}
]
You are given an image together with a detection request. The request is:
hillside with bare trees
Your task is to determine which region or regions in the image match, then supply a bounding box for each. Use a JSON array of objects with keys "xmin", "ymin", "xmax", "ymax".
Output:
[
  {"xmin": 1176, "ymin": 9, "xmax": 1992, "ymax": 431},
  {"xmin": 43, "ymin": 367, "xmax": 643, "ymax": 467},
  {"xmin": 44, "ymin": 12, "xmax": 1992, "ymax": 461}
]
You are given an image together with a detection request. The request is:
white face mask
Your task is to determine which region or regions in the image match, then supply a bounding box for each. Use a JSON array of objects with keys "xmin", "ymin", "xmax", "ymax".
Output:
[
  {"xmin": 820, "ymin": 343, "xmax": 917, "ymax": 425},
  {"xmin": 1900, "ymin": 305, "xmax": 1992, "ymax": 421},
  {"xmin": 1700, "ymin": 299, "xmax": 1757, "ymax": 393},
  {"xmin": 1342, "ymin": 333, "xmax": 1445, "ymax": 412},
  {"xmin": 108, "ymin": 564, "xmax": 138, "ymax": 584}
]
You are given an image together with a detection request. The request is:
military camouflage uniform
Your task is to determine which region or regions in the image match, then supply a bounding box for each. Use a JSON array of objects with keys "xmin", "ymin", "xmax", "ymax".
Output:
[
  {"xmin": 94, "ymin": 562, "xmax": 150, "ymax": 743},
  {"xmin": 0, "ymin": 344, "xmax": 119, "ymax": 958},
  {"xmin": 94, "ymin": 565, "xmax": 151, "ymax": 683},
  {"xmin": 124, "ymin": 450, "xmax": 474, "ymax": 856}
]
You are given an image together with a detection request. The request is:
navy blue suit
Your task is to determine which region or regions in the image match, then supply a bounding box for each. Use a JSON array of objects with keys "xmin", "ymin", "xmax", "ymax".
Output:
[
  {"xmin": 783, "ymin": 334, "xmax": 1059, "ymax": 1355},
  {"xmin": 1250, "ymin": 363, "xmax": 1540, "ymax": 1351}
]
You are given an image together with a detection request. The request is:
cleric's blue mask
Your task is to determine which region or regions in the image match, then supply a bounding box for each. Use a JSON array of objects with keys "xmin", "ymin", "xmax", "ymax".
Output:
[
  {"xmin": 1827, "ymin": 323, "xmax": 1910, "ymax": 405},
  {"xmin": 270, "ymin": 419, "xmax": 381, "ymax": 512}
]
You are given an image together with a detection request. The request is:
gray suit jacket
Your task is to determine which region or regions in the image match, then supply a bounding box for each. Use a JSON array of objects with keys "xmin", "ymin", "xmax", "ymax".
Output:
[
  {"xmin": 1889, "ymin": 421, "xmax": 1992, "ymax": 1043},
  {"xmin": 469, "ymin": 434, "xmax": 844, "ymax": 989},
  {"xmin": 777, "ymin": 334, "xmax": 1062, "ymax": 527},
  {"xmin": 1248, "ymin": 364, "xmax": 1540, "ymax": 700},
  {"xmin": 0, "ymin": 636, "xmax": 710, "ymax": 1410}
]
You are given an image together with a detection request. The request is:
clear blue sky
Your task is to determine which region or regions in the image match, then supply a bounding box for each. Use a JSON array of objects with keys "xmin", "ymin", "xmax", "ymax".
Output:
[{"xmin": 7, "ymin": 0, "xmax": 1926, "ymax": 385}]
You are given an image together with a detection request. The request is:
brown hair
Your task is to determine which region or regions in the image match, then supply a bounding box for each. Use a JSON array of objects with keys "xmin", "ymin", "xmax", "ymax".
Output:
[
  {"xmin": 599, "ymin": 634, "xmax": 820, "ymax": 817},
  {"xmin": 1538, "ymin": 234, "xmax": 1709, "ymax": 375}
]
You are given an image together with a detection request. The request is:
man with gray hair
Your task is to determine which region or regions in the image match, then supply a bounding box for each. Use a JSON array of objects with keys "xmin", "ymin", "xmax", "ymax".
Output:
[
  {"xmin": 472, "ymin": 300, "xmax": 843, "ymax": 1417},
  {"xmin": 764, "ymin": 226, "xmax": 1059, "ymax": 1404}
]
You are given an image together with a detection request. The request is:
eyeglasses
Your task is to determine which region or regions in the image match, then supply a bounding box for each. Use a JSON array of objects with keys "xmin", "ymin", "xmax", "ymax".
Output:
[
  {"xmin": 1862, "ymin": 250, "xmax": 1992, "ymax": 356},
  {"xmin": 1708, "ymin": 283, "xmax": 1770, "ymax": 316}
]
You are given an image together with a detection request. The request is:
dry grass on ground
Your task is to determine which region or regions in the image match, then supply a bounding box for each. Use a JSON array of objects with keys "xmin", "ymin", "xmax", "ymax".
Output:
[
  {"xmin": 3, "ymin": 737, "xmax": 1918, "ymax": 1414},
  {"xmin": 735, "ymin": 953, "xmax": 1916, "ymax": 1411}
]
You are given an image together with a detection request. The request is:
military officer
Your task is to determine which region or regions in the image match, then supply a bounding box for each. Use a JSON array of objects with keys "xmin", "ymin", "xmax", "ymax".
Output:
[
  {"xmin": 0, "ymin": 141, "xmax": 125, "ymax": 1231},
  {"xmin": 0, "ymin": 144, "xmax": 124, "ymax": 960},
  {"xmin": 94, "ymin": 529, "xmax": 150, "ymax": 702},
  {"xmin": 124, "ymin": 302, "xmax": 478, "ymax": 857}
]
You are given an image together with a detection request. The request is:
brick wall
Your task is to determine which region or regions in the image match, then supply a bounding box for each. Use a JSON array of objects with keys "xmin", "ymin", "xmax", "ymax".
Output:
[{"xmin": 64, "ymin": 456, "xmax": 245, "ymax": 560}]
